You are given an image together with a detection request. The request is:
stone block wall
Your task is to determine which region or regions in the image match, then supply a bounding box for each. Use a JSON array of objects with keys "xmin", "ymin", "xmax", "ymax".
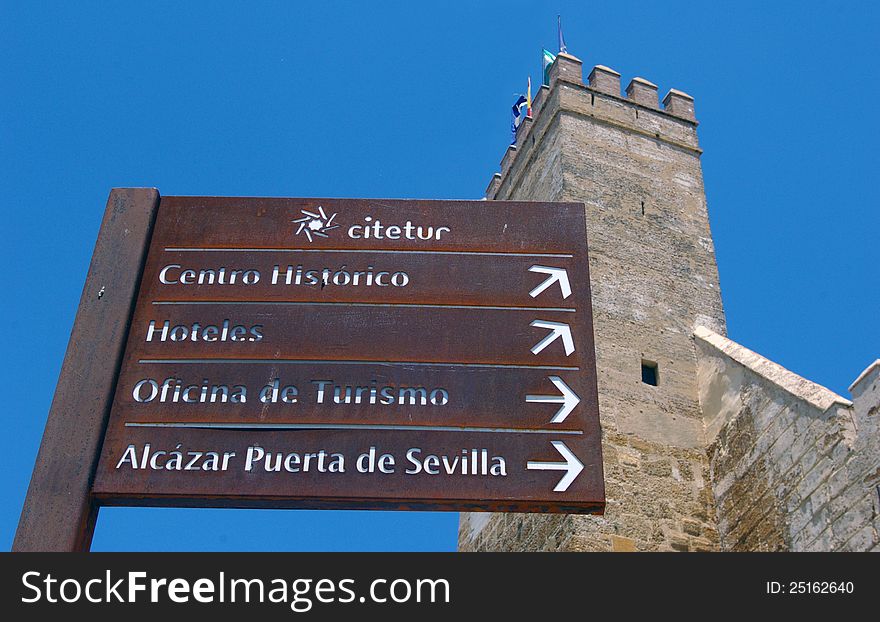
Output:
[
  {"xmin": 695, "ymin": 327, "xmax": 879, "ymax": 551},
  {"xmin": 847, "ymin": 362, "xmax": 880, "ymax": 551}
]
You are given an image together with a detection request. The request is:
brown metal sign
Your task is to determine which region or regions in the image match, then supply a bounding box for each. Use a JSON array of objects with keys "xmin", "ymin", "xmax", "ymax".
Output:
[{"xmin": 92, "ymin": 197, "xmax": 604, "ymax": 513}]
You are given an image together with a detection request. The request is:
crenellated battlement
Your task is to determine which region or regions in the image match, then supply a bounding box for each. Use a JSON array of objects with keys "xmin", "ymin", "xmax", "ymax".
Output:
[
  {"xmin": 549, "ymin": 53, "xmax": 697, "ymax": 121},
  {"xmin": 488, "ymin": 52, "xmax": 701, "ymax": 199}
]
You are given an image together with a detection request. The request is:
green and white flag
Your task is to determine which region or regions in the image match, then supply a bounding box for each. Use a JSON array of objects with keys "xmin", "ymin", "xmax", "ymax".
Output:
[{"xmin": 542, "ymin": 49, "xmax": 556, "ymax": 86}]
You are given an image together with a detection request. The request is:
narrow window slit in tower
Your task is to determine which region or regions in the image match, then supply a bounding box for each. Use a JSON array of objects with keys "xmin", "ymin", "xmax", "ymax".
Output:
[
  {"xmin": 635, "ymin": 109, "xmax": 639, "ymax": 119},
  {"xmin": 590, "ymin": 93, "xmax": 595, "ymax": 106},
  {"xmin": 641, "ymin": 360, "xmax": 658, "ymax": 386},
  {"xmin": 641, "ymin": 201, "xmax": 645, "ymax": 215}
]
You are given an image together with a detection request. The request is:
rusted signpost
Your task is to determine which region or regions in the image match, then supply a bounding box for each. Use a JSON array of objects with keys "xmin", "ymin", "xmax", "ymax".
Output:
[{"xmin": 15, "ymin": 192, "xmax": 604, "ymax": 551}]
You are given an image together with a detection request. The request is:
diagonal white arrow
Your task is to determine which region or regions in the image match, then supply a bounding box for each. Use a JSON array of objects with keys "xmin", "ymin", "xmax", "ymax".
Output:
[
  {"xmin": 526, "ymin": 441, "xmax": 585, "ymax": 492},
  {"xmin": 530, "ymin": 320, "xmax": 575, "ymax": 356},
  {"xmin": 528, "ymin": 265, "xmax": 572, "ymax": 299},
  {"xmin": 525, "ymin": 376, "xmax": 581, "ymax": 423}
]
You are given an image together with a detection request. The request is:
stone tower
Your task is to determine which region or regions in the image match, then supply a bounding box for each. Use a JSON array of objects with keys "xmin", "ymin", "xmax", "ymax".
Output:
[
  {"xmin": 459, "ymin": 53, "xmax": 728, "ymax": 551},
  {"xmin": 459, "ymin": 52, "xmax": 880, "ymax": 552}
]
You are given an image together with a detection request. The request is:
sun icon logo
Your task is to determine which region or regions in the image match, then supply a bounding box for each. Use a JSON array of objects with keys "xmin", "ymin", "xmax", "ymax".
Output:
[{"xmin": 292, "ymin": 206, "xmax": 340, "ymax": 242}]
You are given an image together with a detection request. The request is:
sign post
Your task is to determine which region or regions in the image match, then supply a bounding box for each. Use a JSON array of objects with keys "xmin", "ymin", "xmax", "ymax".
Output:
[
  {"xmin": 14, "ymin": 188, "xmax": 160, "ymax": 552},
  {"xmin": 17, "ymin": 193, "xmax": 604, "ymax": 549}
]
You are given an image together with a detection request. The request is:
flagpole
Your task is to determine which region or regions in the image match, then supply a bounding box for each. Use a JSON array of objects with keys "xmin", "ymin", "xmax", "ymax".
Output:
[{"xmin": 558, "ymin": 15, "xmax": 567, "ymax": 54}]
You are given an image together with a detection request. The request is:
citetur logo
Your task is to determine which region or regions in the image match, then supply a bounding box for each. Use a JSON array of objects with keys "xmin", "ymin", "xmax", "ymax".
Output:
[{"xmin": 292, "ymin": 206, "xmax": 340, "ymax": 242}]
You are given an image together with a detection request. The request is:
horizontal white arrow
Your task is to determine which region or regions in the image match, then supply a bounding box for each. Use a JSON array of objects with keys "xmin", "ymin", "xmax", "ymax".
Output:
[
  {"xmin": 526, "ymin": 376, "xmax": 580, "ymax": 423},
  {"xmin": 528, "ymin": 265, "xmax": 572, "ymax": 299},
  {"xmin": 530, "ymin": 320, "xmax": 575, "ymax": 356},
  {"xmin": 526, "ymin": 441, "xmax": 584, "ymax": 492}
]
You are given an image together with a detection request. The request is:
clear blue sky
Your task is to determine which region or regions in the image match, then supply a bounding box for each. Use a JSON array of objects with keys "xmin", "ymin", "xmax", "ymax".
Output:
[{"xmin": 2, "ymin": 1, "xmax": 877, "ymax": 551}]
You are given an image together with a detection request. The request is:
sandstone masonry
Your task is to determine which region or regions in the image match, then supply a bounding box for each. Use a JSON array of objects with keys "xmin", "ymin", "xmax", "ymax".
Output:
[
  {"xmin": 696, "ymin": 329, "xmax": 878, "ymax": 551},
  {"xmin": 458, "ymin": 53, "xmax": 879, "ymax": 552}
]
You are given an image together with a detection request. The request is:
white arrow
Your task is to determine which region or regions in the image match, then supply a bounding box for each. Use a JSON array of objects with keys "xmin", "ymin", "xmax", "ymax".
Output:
[
  {"xmin": 530, "ymin": 320, "xmax": 575, "ymax": 356},
  {"xmin": 528, "ymin": 266, "xmax": 572, "ymax": 299},
  {"xmin": 526, "ymin": 441, "xmax": 584, "ymax": 492},
  {"xmin": 526, "ymin": 376, "xmax": 580, "ymax": 423}
]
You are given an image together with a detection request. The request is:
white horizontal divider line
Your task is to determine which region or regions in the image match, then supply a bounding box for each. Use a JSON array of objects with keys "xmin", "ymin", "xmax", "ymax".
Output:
[
  {"xmin": 137, "ymin": 359, "xmax": 580, "ymax": 370},
  {"xmin": 151, "ymin": 301, "xmax": 577, "ymax": 313},
  {"xmin": 164, "ymin": 247, "xmax": 574, "ymax": 258},
  {"xmin": 125, "ymin": 422, "xmax": 583, "ymax": 435}
]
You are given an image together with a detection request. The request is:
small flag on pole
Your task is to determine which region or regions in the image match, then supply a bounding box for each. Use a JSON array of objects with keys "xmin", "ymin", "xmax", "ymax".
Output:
[
  {"xmin": 558, "ymin": 15, "xmax": 567, "ymax": 54},
  {"xmin": 511, "ymin": 94, "xmax": 527, "ymax": 144},
  {"xmin": 527, "ymin": 77, "xmax": 532, "ymax": 117},
  {"xmin": 542, "ymin": 49, "xmax": 556, "ymax": 86}
]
